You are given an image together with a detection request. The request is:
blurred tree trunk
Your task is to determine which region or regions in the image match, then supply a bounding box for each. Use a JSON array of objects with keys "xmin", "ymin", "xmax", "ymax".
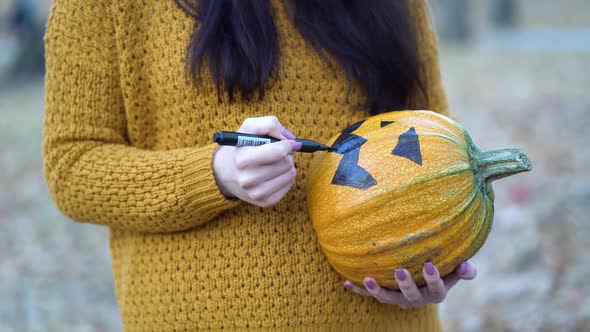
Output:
[
  {"xmin": 489, "ymin": 0, "xmax": 517, "ymax": 28},
  {"xmin": 437, "ymin": 0, "xmax": 471, "ymax": 43},
  {"xmin": 11, "ymin": 0, "xmax": 45, "ymax": 76}
]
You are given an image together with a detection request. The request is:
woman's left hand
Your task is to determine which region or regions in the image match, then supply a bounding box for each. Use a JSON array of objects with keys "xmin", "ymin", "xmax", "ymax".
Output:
[{"xmin": 343, "ymin": 261, "xmax": 477, "ymax": 309}]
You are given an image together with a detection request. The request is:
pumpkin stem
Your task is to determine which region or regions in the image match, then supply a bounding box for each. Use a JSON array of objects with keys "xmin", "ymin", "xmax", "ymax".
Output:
[{"xmin": 475, "ymin": 148, "xmax": 532, "ymax": 183}]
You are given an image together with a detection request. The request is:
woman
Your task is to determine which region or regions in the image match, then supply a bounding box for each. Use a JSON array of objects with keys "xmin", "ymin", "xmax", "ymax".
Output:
[{"xmin": 43, "ymin": 0, "xmax": 477, "ymax": 330}]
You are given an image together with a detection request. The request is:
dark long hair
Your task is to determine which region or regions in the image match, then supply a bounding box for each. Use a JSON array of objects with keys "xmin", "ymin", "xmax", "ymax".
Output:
[{"xmin": 174, "ymin": 0, "xmax": 427, "ymax": 115}]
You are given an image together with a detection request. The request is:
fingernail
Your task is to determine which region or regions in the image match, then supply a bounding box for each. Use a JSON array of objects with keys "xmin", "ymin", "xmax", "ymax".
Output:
[
  {"xmin": 459, "ymin": 262, "xmax": 468, "ymax": 275},
  {"xmin": 395, "ymin": 269, "xmax": 406, "ymax": 281},
  {"xmin": 343, "ymin": 281, "xmax": 352, "ymax": 288},
  {"xmin": 364, "ymin": 278, "xmax": 376, "ymax": 290},
  {"xmin": 282, "ymin": 128, "xmax": 296, "ymax": 140},
  {"xmin": 292, "ymin": 141, "xmax": 302, "ymax": 151},
  {"xmin": 424, "ymin": 262, "xmax": 435, "ymax": 276}
]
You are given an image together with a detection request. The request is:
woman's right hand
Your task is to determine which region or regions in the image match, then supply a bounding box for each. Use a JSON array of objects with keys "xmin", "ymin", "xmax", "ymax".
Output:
[{"xmin": 212, "ymin": 116, "xmax": 301, "ymax": 208}]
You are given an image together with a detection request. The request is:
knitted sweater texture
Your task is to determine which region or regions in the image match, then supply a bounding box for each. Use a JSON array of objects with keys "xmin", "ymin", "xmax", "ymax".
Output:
[{"xmin": 43, "ymin": 0, "xmax": 449, "ymax": 330}]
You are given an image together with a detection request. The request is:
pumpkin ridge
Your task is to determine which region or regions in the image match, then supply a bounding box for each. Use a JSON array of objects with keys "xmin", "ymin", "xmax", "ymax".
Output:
[
  {"xmin": 362, "ymin": 121, "xmax": 467, "ymax": 151},
  {"xmin": 418, "ymin": 193, "xmax": 487, "ymax": 278},
  {"xmin": 317, "ymin": 170, "xmax": 480, "ymax": 257},
  {"xmin": 366, "ymin": 165, "xmax": 474, "ymax": 209},
  {"xmin": 463, "ymin": 194, "xmax": 494, "ymax": 259},
  {"xmin": 331, "ymin": 192, "xmax": 486, "ymax": 286},
  {"xmin": 313, "ymin": 167, "xmax": 474, "ymax": 242},
  {"xmin": 386, "ymin": 112, "xmax": 468, "ymax": 146},
  {"xmin": 427, "ymin": 133, "xmax": 468, "ymax": 150}
]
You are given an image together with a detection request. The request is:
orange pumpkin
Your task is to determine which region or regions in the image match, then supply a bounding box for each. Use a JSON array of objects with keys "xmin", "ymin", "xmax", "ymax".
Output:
[{"xmin": 306, "ymin": 110, "xmax": 531, "ymax": 289}]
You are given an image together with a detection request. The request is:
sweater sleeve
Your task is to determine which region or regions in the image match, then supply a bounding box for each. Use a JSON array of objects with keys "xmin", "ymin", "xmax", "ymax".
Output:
[
  {"xmin": 409, "ymin": 0, "xmax": 450, "ymax": 116},
  {"xmin": 43, "ymin": 0, "xmax": 240, "ymax": 233}
]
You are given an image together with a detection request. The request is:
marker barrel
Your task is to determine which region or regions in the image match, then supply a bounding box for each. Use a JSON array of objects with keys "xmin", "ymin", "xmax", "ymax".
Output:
[{"xmin": 213, "ymin": 131, "xmax": 331, "ymax": 153}]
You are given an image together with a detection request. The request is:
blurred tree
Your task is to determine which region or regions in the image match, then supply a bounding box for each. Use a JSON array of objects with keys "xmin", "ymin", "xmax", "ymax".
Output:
[
  {"xmin": 10, "ymin": 0, "xmax": 45, "ymax": 77},
  {"xmin": 436, "ymin": 0, "xmax": 471, "ymax": 43},
  {"xmin": 489, "ymin": 0, "xmax": 517, "ymax": 28}
]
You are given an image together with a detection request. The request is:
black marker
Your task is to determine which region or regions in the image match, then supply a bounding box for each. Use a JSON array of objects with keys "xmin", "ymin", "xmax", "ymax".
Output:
[{"xmin": 213, "ymin": 131, "xmax": 332, "ymax": 153}]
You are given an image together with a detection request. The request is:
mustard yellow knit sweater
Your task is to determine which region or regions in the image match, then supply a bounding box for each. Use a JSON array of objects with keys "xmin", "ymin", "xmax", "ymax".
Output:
[{"xmin": 44, "ymin": 0, "xmax": 449, "ymax": 330}]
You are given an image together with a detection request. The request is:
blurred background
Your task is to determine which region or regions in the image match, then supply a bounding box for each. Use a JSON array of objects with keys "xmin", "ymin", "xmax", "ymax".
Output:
[{"xmin": 0, "ymin": 0, "xmax": 588, "ymax": 331}]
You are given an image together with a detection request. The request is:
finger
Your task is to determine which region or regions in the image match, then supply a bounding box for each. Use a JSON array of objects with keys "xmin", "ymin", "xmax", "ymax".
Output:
[
  {"xmin": 238, "ymin": 116, "xmax": 295, "ymax": 140},
  {"xmin": 395, "ymin": 269, "xmax": 424, "ymax": 305},
  {"xmin": 235, "ymin": 140, "xmax": 296, "ymax": 167},
  {"xmin": 236, "ymin": 155, "xmax": 294, "ymax": 188},
  {"xmin": 441, "ymin": 262, "xmax": 478, "ymax": 290},
  {"xmin": 343, "ymin": 280, "xmax": 372, "ymax": 297},
  {"xmin": 422, "ymin": 262, "xmax": 446, "ymax": 303},
  {"xmin": 255, "ymin": 177, "xmax": 295, "ymax": 208},
  {"xmin": 248, "ymin": 166, "xmax": 297, "ymax": 202},
  {"xmin": 458, "ymin": 261, "xmax": 478, "ymax": 280},
  {"xmin": 363, "ymin": 278, "xmax": 406, "ymax": 305}
]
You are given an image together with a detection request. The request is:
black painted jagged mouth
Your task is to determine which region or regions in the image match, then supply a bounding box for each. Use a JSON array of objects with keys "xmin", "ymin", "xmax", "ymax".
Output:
[{"xmin": 331, "ymin": 144, "xmax": 377, "ymax": 190}]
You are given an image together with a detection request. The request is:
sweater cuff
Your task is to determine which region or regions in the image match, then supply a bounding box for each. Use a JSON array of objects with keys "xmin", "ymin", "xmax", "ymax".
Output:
[{"xmin": 178, "ymin": 144, "xmax": 241, "ymax": 219}]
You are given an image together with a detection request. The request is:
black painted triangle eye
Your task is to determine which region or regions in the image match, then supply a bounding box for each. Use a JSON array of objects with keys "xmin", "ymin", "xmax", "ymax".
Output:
[
  {"xmin": 331, "ymin": 119, "xmax": 366, "ymax": 151},
  {"xmin": 331, "ymin": 134, "xmax": 366, "ymax": 154},
  {"xmin": 380, "ymin": 121, "xmax": 395, "ymax": 128},
  {"xmin": 392, "ymin": 127, "xmax": 423, "ymax": 166},
  {"xmin": 330, "ymin": 119, "xmax": 377, "ymax": 190}
]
